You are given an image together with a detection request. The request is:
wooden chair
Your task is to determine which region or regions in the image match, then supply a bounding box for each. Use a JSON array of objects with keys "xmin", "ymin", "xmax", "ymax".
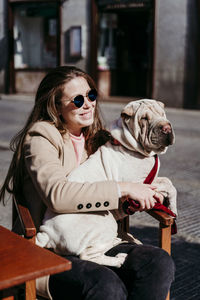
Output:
[{"xmin": 12, "ymin": 198, "xmax": 175, "ymax": 300}]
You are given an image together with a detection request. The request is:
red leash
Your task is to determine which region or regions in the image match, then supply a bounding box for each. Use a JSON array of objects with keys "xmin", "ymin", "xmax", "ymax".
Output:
[{"xmin": 111, "ymin": 138, "xmax": 177, "ymax": 234}]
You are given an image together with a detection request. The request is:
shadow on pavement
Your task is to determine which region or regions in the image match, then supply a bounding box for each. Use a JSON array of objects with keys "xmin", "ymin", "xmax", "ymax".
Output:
[{"xmin": 130, "ymin": 226, "xmax": 200, "ymax": 300}]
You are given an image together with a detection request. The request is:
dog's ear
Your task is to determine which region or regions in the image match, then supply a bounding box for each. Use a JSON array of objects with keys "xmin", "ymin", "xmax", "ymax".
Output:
[
  {"xmin": 157, "ymin": 101, "xmax": 165, "ymax": 109},
  {"xmin": 121, "ymin": 105, "xmax": 134, "ymax": 119}
]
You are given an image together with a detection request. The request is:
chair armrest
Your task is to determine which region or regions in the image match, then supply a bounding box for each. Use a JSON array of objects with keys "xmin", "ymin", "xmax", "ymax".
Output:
[
  {"xmin": 147, "ymin": 210, "xmax": 175, "ymax": 226},
  {"xmin": 13, "ymin": 198, "xmax": 36, "ymax": 239}
]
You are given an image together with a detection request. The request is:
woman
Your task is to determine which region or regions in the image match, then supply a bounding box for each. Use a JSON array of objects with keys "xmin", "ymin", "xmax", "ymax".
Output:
[{"xmin": 0, "ymin": 66, "xmax": 175, "ymax": 300}]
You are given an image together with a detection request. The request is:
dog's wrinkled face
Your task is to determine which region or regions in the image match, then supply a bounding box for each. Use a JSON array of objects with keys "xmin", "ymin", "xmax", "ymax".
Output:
[{"xmin": 121, "ymin": 99, "xmax": 175, "ymax": 153}]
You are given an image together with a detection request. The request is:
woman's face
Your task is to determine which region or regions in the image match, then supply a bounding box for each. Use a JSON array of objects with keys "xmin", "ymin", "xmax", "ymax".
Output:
[{"xmin": 58, "ymin": 76, "xmax": 96, "ymax": 136}]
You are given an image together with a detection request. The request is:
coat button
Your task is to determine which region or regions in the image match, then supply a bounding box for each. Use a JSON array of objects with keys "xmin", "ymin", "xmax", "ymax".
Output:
[
  {"xmin": 86, "ymin": 203, "xmax": 92, "ymax": 209},
  {"xmin": 104, "ymin": 201, "xmax": 109, "ymax": 207},
  {"xmin": 77, "ymin": 204, "xmax": 83, "ymax": 210},
  {"xmin": 95, "ymin": 202, "xmax": 101, "ymax": 208}
]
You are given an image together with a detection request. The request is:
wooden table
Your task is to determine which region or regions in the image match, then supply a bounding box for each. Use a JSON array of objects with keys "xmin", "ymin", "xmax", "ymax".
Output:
[{"xmin": 0, "ymin": 225, "xmax": 71, "ymax": 300}]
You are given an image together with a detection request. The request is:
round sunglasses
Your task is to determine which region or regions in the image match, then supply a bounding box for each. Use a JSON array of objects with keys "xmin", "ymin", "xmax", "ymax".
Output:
[{"xmin": 62, "ymin": 88, "xmax": 98, "ymax": 108}]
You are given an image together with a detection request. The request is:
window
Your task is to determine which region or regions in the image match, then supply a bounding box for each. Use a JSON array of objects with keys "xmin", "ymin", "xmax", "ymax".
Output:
[
  {"xmin": 13, "ymin": 2, "xmax": 58, "ymax": 69},
  {"xmin": 97, "ymin": 13, "xmax": 117, "ymax": 71}
]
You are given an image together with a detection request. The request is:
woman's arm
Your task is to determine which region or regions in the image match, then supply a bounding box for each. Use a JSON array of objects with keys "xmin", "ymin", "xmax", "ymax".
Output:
[{"xmin": 24, "ymin": 122, "xmax": 161, "ymax": 215}]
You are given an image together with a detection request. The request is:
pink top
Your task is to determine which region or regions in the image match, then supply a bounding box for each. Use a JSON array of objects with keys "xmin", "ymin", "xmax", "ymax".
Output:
[{"xmin": 69, "ymin": 133, "xmax": 85, "ymax": 166}]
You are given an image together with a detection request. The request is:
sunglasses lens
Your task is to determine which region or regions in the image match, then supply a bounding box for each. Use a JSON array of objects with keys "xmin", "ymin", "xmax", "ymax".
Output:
[
  {"xmin": 72, "ymin": 89, "xmax": 97, "ymax": 108},
  {"xmin": 73, "ymin": 95, "xmax": 84, "ymax": 108},
  {"xmin": 88, "ymin": 89, "xmax": 97, "ymax": 101}
]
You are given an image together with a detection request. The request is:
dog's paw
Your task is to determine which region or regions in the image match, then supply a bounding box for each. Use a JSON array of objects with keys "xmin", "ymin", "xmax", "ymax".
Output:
[
  {"xmin": 36, "ymin": 231, "xmax": 50, "ymax": 248},
  {"xmin": 115, "ymin": 253, "xmax": 128, "ymax": 266}
]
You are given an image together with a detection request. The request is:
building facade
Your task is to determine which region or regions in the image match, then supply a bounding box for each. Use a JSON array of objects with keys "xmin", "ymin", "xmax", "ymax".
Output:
[{"xmin": 0, "ymin": 0, "xmax": 200, "ymax": 108}]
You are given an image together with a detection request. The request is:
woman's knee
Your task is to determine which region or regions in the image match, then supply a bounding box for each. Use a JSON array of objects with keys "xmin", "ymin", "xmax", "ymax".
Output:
[
  {"xmin": 122, "ymin": 246, "xmax": 175, "ymax": 300},
  {"xmin": 124, "ymin": 245, "xmax": 175, "ymax": 281},
  {"xmin": 151, "ymin": 247, "xmax": 175, "ymax": 281}
]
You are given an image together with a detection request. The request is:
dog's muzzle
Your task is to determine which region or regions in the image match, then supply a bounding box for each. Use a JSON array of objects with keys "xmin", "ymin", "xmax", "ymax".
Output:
[
  {"xmin": 151, "ymin": 120, "xmax": 175, "ymax": 147},
  {"xmin": 158, "ymin": 122, "xmax": 174, "ymax": 146}
]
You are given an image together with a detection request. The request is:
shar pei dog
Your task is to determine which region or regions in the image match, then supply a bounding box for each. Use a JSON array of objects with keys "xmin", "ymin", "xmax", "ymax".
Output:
[{"xmin": 36, "ymin": 99, "xmax": 177, "ymax": 267}]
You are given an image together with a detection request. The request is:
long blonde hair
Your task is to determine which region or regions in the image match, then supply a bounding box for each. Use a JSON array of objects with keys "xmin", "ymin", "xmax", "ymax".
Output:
[{"xmin": 0, "ymin": 66, "xmax": 104, "ymax": 204}]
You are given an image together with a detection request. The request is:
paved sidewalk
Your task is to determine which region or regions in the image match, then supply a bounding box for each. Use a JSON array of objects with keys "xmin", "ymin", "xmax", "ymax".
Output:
[{"xmin": 0, "ymin": 95, "xmax": 200, "ymax": 299}]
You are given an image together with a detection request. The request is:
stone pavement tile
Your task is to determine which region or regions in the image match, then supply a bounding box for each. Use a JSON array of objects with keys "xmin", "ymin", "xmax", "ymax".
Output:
[{"xmin": 170, "ymin": 238, "xmax": 200, "ymax": 300}]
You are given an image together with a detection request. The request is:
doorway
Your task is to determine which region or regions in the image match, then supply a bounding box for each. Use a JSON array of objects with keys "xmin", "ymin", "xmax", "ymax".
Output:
[{"xmin": 97, "ymin": 8, "xmax": 154, "ymax": 98}]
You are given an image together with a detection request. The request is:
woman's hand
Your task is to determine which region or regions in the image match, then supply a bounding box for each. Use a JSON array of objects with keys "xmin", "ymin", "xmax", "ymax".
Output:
[{"xmin": 118, "ymin": 182, "xmax": 163, "ymax": 212}]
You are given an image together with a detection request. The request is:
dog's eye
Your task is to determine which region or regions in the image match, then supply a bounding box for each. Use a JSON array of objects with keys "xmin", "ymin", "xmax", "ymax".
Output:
[{"xmin": 141, "ymin": 116, "xmax": 148, "ymax": 121}]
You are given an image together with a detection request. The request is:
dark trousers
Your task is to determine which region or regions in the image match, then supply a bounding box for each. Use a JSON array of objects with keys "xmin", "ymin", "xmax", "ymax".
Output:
[{"xmin": 49, "ymin": 243, "xmax": 175, "ymax": 300}]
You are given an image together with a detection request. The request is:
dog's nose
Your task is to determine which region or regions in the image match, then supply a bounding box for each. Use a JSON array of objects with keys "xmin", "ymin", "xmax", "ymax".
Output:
[{"xmin": 161, "ymin": 124, "xmax": 171, "ymax": 134}]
